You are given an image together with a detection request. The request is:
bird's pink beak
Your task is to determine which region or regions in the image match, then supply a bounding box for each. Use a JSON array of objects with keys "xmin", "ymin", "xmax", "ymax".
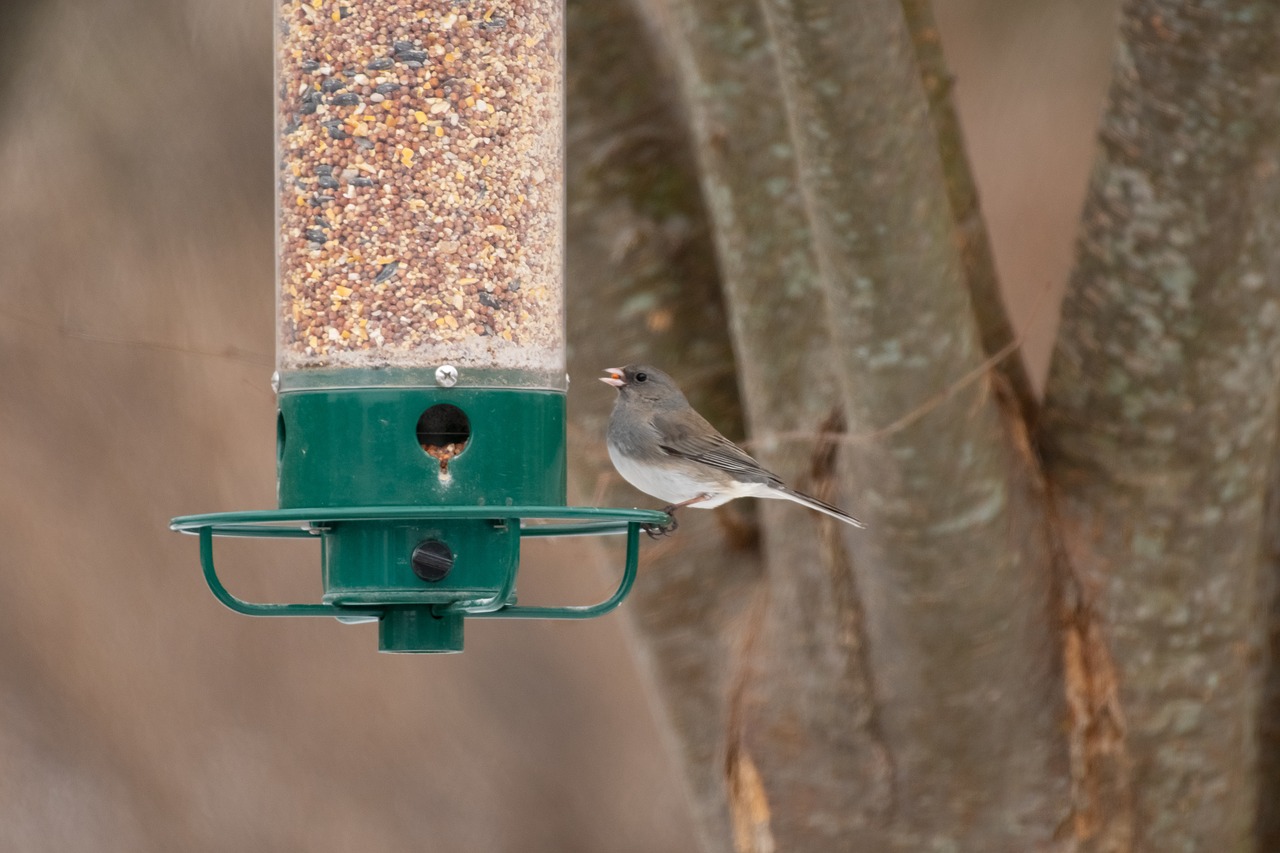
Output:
[{"xmin": 600, "ymin": 368, "xmax": 625, "ymax": 388}]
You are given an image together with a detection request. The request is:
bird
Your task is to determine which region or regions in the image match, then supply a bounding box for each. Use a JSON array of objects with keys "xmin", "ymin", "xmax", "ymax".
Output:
[{"xmin": 600, "ymin": 364, "xmax": 864, "ymax": 535}]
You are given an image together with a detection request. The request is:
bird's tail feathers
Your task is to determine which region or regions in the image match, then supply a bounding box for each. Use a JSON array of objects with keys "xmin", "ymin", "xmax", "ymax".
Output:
[{"xmin": 775, "ymin": 487, "xmax": 866, "ymax": 528}]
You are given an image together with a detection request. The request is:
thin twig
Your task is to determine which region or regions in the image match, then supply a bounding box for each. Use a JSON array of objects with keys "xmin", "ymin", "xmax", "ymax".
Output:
[
  {"xmin": 745, "ymin": 279, "xmax": 1054, "ymax": 452},
  {"xmin": 747, "ymin": 333, "xmax": 1023, "ymax": 451}
]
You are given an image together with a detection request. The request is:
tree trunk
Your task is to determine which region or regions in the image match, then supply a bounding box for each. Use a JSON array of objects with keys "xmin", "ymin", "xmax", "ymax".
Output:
[
  {"xmin": 565, "ymin": 1, "xmax": 763, "ymax": 849},
  {"xmin": 1040, "ymin": 2, "xmax": 1280, "ymax": 849},
  {"xmin": 633, "ymin": 0, "xmax": 894, "ymax": 845},
  {"xmin": 751, "ymin": 0, "xmax": 1071, "ymax": 846},
  {"xmin": 567, "ymin": 0, "xmax": 1280, "ymax": 849},
  {"xmin": 900, "ymin": 0, "xmax": 1038, "ymax": 424},
  {"xmin": 1259, "ymin": 442, "xmax": 1280, "ymax": 850}
]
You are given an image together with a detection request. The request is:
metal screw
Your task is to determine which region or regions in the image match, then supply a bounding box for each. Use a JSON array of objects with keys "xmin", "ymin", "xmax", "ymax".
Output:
[
  {"xmin": 435, "ymin": 364, "xmax": 458, "ymax": 387},
  {"xmin": 270, "ymin": 371, "xmax": 281, "ymax": 394}
]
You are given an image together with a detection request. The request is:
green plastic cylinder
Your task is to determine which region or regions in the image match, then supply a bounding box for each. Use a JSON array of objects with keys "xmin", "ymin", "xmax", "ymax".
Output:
[
  {"xmin": 379, "ymin": 607, "xmax": 465, "ymax": 654},
  {"xmin": 277, "ymin": 380, "xmax": 566, "ymax": 508},
  {"xmin": 275, "ymin": 373, "xmax": 565, "ymax": 651}
]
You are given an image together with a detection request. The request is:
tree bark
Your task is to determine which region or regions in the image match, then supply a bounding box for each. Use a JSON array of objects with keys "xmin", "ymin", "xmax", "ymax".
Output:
[
  {"xmin": 571, "ymin": 0, "xmax": 1280, "ymax": 849},
  {"xmin": 634, "ymin": 0, "xmax": 893, "ymax": 847},
  {"xmin": 899, "ymin": 0, "xmax": 1038, "ymax": 424},
  {"xmin": 746, "ymin": 0, "xmax": 1071, "ymax": 847},
  {"xmin": 1040, "ymin": 2, "xmax": 1280, "ymax": 849},
  {"xmin": 564, "ymin": 2, "xmax": 764, "ymax": 850},
  {"xmin": 1259, "ymin": 444, "xmax": 1280, "ymax": 851}
]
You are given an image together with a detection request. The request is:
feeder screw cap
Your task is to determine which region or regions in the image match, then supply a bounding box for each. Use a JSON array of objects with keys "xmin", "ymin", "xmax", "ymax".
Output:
[
  {"xmin": 412, "ymin": 539, "xmax": 455, "ymax": 582},
  {"xmin": 435, "ymin": 364, "xmax": 459, "ymax": 388}
]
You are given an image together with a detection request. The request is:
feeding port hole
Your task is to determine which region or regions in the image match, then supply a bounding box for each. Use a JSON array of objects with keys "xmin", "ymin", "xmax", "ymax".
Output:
[{"xmin": 417, "ymin": 404, "xmax": 471, "ymax": 473}]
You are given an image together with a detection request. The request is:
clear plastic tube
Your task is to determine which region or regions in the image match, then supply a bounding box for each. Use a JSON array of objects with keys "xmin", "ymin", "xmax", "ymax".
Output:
[{"xmin": 275, "ymin": 0, "xmax": 564, "ymax": 389}]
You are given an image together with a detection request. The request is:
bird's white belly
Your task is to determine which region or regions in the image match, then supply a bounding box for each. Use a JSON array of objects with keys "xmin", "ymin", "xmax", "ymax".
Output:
[{"xmin": 608, "ymin": 445, "xmax": 737, "ymax": 507}]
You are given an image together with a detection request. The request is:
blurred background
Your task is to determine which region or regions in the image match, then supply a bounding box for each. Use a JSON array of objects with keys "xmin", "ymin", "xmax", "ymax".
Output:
[{"xmin": 0, "ymin": 0, "xmax": 1115, "ymax": 849}]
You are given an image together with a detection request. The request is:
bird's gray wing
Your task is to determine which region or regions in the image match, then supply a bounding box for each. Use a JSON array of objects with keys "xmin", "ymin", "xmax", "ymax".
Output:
[{"xmin": 652, "ymin": 409, "xmax": 783, "ymax": 486}]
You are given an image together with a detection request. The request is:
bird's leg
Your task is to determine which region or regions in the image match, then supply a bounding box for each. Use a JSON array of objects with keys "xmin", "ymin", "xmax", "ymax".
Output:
[{"xmin": 642, "ymin": 494, "xmax": 711, "ymax": 538}]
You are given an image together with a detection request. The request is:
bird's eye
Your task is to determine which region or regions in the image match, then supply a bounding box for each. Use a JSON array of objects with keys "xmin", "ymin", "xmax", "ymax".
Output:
[{"xmin": 635, "ymin": 372, "xmax": 648, "ymax": 382}]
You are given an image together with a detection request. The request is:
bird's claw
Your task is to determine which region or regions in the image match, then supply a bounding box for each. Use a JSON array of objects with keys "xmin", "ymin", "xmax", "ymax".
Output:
[{"xmin": 641, "ymin": 507, "xmax": 680, "ymax": 539}]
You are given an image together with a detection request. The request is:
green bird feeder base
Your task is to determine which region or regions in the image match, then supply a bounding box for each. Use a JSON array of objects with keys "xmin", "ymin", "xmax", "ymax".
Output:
[
  {"xmin": 171, "ymin": 506, "xmax": 665, "ymax": 653},
  {"xmin": 172, "ymin": 377, "xmax": 667, "ymax": 652}
]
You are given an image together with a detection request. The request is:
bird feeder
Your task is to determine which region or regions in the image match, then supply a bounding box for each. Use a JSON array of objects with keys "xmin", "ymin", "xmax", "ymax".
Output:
[{"xmin": 170, "ymin": 0, "xmax": 665, "ymax": 652}]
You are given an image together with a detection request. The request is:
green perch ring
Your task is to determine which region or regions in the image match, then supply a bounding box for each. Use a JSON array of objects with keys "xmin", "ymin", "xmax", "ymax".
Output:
[
  {"xmin": 171, "ymin": 379, "xmax": 669, "ymax": 654},
  {"xmin": 171, "ymin": 505, "xmax": 668, "ymax": 654}
]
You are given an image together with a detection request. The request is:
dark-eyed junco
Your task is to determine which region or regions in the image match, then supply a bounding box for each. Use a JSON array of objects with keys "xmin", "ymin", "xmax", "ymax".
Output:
[{"xmin": 601, "ymin": 365, "xmax": 864, "ymax": 534}]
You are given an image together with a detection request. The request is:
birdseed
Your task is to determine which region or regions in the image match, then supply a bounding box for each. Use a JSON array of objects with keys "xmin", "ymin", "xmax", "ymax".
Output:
[{"xmin": 276, "ymin": 0, "xmax": 564, "ymax": 380}]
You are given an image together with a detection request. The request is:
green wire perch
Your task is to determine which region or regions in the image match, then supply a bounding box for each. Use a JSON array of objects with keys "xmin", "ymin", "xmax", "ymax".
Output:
[{"xmin": 171, "ymin": 505, "xmax": 668, "ymax": 653}]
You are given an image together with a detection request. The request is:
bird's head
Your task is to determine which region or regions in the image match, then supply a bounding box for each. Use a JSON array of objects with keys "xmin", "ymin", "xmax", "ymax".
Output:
[{"xmin": 600, "ymin": 365, "xmax": 687, "ymax": 408}]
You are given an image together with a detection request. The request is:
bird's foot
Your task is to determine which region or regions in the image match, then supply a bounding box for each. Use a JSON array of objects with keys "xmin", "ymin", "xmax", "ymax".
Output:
[{"xmin": 642, "ymin": 506, "xmax": 681, "ymax": 539}]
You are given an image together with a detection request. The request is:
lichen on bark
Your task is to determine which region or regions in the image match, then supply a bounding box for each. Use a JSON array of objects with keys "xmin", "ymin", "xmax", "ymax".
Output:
[{"xmin": 1040, "ymin": 2, "xmax": 1280, "ymax": 848}]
